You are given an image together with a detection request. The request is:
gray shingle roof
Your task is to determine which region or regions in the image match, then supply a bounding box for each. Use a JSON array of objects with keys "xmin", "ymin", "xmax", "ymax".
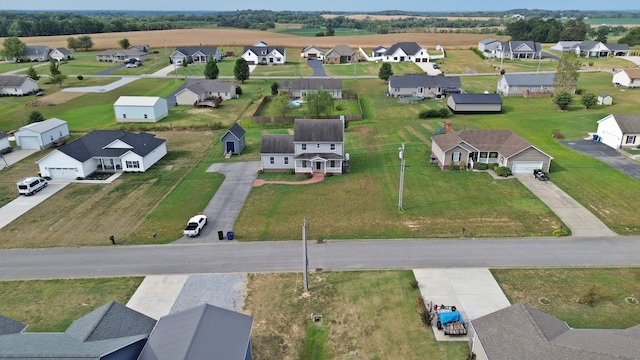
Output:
[
  {"xmin": 501, "ymin": 40, "xmax": 541, "ymax": 53},
  {"xmin": 243, "ymin": 45, "xmax": 285, "ymax": 56},
  {"xmin": 479, "ymin": 38, "xmax": 499, "ymax": 45},
  {"xmin": 606, "ymin": 43, "xmax": 630, "ymax": 51},
  {"xmin": 66, "ymin": 301, "xmax": 157, "ymax": 342},
  {"xmin": 501, "ymin": 73, "xmax": 555, "ymax": 86},
  {"xmin": 328, "ymin": 45, "xmax": 356, "ymax": 56},
  {"xmin": 224, "ymin": 123, "xmax": 246, "ymax": 141},
  {"xmin": 610, "ymin": 114, "xmax": 640, "ymax": 134},
  {"xmin": 23, "ymin": 45, "xmax": 50, "ymax": 57},
  {"xmin": 261, "ymin": 134, "xmax": 294, "ymax": 154},
  {"xmin": 0, "ymin": 75, "xmax": 32, "ymax": 87},
  {"xmin": 450, "ymin": 93, "xmax": 503, "ymax": 105},
  {"xmin": 184, "ymin": 79, "xmax": 236, "ymax": 94},
  {"xmin": 54, "ymin": 47, "xmax": 72, "ymax": 56},
  {"xmin": 175, "ymin": 46, "xmax": 219, "ymax": 57},
  {"xmin": 57, "ymin": 130, "xmax": 166, "ymax": 162},
  {"xmin": 0, "ymin": 301, "xmax": 155, "ymax": 359},
  {"xmin": 385, "ymin": 42, "xmax": 423, "ymax": 56},
  {"xmin": 472, "ymin": 302, "xmax": 640, "ymax": 360},
  {"xmin": 432, "ymin": 129, "xmax": 551, "ymax": 159},
  {"xmin": 278, "ymin": 78, "xmax": 342, "ymax": 91},
  {"xmin": 389, "ymin": 74, "xmax": 461, "ymax": 89},
  {"xmin": 138, "ymin": 303, "xmax": 253, "ymax": 360},
  {"xmin": 294, "ymin": 119, "xmax": 343, "ymax": 142},
  {"xmin": 0, "ymin": 315, "xmax": 27, "ymax": 335}
]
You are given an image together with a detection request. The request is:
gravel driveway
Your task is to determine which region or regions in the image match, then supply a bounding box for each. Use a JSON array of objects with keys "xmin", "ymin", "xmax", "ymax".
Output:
[{"xmin": 562, "ymin": 140, "xmax": 640, "ymax": 181}]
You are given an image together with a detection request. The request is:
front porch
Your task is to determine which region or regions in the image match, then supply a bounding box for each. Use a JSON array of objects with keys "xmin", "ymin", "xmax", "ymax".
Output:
[{"xmin": 294, "ymin": 156, "xmax": 343, "ymax": 175}]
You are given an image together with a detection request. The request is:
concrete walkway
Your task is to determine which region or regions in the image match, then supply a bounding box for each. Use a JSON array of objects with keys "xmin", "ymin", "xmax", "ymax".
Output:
[
  {"xmin": 413, "ymin": 268, "xmax": 511, "ymax": 342},
  {"xmin": 253, "ymin": 172, "xmax": 325, "ymax": 187},
  {"xmin": 516, "ymin": 174, "xmax": 617, "ymax": 237},
  {"xmin": 62, "ymin": 77, "xmax": 140, "ymax": 93}
]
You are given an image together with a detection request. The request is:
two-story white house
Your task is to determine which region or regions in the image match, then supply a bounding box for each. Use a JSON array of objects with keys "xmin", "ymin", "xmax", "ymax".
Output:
[
  {"xmin": 242, "ymin": 42, "xmax": 286, "ymax": 65},
  {"xmin": 260, "ymin": 118, "xmax": 345, "ymax": 175}
]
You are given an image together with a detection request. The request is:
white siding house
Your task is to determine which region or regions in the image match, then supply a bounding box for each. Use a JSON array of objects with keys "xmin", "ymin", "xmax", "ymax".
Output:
[
  {"xmin": 114, "ymin": 96, "xmax": 169, "ymax": 123},
  {"xmin": 0, "ymin": 75, "xmax": 39, "ymax": 96},
  {"xmin": 38, "ymin": 130, "xmax": 167, "ymax": 179},
  {"xmin": 596, "ymin": 114, "xmax": 640, "ymax": 149},
  {"xmin": 14, "ymin": 118, "xmax": 70, "ymax": 150},
  {"xmin": 612, "ymin": 69, "xmax": 640, "ymax": 88},
  {"xmin": 242, "ymin": 43, "xmax": 286, "ymax": 65}
]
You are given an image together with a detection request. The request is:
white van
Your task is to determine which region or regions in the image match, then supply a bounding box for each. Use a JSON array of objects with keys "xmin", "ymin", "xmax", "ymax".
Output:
[{"xmin": 16, "ymin": 177, "xmax": 48, "ymax": 195}]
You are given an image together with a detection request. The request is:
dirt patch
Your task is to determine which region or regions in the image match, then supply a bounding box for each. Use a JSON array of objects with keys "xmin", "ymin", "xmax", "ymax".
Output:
[
  {"xmin": 185, "ymin": 108, "xmax": 212, "ymax": 114},
  {"xmin": 27, "ymin": 91, "xmax": 85, "ymax": 106}
]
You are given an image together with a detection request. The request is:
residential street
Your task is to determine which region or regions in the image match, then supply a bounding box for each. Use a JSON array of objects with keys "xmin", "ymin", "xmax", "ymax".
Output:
[{"xmin": 0, "ymin": 236, "xmax": 638, "ymax": 280}]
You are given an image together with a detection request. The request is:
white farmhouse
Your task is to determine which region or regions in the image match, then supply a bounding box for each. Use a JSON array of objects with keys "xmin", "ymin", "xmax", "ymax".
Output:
[{"xmin": 114, "ymin": 96, "xmax": 169, "ymax": 123}]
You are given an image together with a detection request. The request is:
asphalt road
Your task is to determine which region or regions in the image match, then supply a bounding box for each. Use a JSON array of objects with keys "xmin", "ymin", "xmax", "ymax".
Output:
[{"xmin": 1, "ymin": 236, "xmax": 638, "ymax": 280}]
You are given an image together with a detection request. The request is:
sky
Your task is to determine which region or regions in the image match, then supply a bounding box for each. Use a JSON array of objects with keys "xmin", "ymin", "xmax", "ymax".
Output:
[{"xmin": 0, "ymin": 0, "xmax": 638, "ymax": 12}]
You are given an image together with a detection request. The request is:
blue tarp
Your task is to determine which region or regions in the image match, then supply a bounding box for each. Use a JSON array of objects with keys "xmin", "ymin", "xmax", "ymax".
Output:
[{"xmin": 438, "ymin": 311, "xmax": 464, "ymax": 325}]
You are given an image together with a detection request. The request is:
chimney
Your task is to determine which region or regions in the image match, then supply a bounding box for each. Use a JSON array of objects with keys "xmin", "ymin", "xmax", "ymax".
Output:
[{"xmin": 444, "ymin": 120, "xmax": 452, "ymax": 134}]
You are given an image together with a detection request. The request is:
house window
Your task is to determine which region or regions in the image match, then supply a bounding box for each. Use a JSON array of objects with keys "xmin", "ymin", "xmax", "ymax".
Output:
[
  {"xmin": 626, "ymin": 135, "xmax": 636, "ymax": 144},
  {"xmin": 284, "ymin": 157, "xmax": 289, "ymax": 165},
  {"xmin": 489, "ymin": 152, "xmax": 498, "ymax": 159},
  {"xmin": 330, "ymin": 160, "xmax": 335, "ymax": 167},
  {"xmin": 270, "ymin": 157, "xmax": 274, "ymax": 165},
  {"xmin": 479, "ymin": 152, "xmax": 488, "ymax": 159},
  {"xmin": 122, "ymin": 114, "xmax": 127, "ymax": 118},
  {"xmin": 126, "ymin": 161, "xmax": 140, "ymax": 169},
  {"xmin": 317, "ymin": 144, "xmax": 320, "ymax": 149},
  {"xmin": 453, "ymin": 152, "xmax": 461, "ymax": 162},
  {"xmin": 302, "ymin": 160, "xmax": 307, "ymax": 167},
  {"xmin": 330, "ymin": 144, "xmax": 335, "ymax": 150},
  {"xmin": 302, "ymin": 144, "xmax": 307, "ymax": 150},
  {"xmin": 144, "ymin": 114, "xmax": 148, "ymax": 119}
]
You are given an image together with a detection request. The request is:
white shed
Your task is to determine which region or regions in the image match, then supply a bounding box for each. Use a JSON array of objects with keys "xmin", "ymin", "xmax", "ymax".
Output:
[
  {"xmin": 114, "ymin": 96, "xmax": 169, "ymax": 123},
  {"xmin": 597, "ymin": 93, "xmax": 613, "ymax": 106},
  {"xmin": 14, "ymin": 118, "xmax": 70, "ymax": 150}
]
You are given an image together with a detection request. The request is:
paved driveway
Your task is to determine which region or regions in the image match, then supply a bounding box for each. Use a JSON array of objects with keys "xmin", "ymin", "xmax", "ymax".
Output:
[
  {"xmin": 563, "ymin": 140, "xmax": 640, "ymax": 181},
  {"xmin": 0, "ymin": 179, "xmax": 72, "ymax": 230},
  {"xmin": 172, "ymin": 161, "xmax": 261, "ymax": 243},
  {"xmin": 62, "ymin": 77, "xmax": 140, "ymax": 93},
  {"xmin": 307, "ymin": 59, "xmax": 326, "ymax": 76}
]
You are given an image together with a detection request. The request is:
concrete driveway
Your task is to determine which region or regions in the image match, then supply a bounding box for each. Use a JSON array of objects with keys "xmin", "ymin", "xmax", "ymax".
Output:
[
  {"xmin": 172, "ymin": 161, "xmax": 261, "ymax": 244},
  {"xmin": 62, "ymin": 77, "xmax": 140, "ymax": 93},
  {"xmin": 0, "ymin": 179, "xmax": 72, "ymax": 230},
  {"xmin": 0, "ymin": 149, "xmax": 38, "ymax": 167},
  {"xmin": 563, "ymin": 140, "xmax": 640, "ymax": 181},
  {"xmin": 516, "ymin": 174, "xmax": 617, "ymax": 237}
]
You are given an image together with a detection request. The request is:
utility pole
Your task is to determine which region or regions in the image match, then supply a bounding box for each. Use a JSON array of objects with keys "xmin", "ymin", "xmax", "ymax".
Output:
[
  {"xmin": 398, "ymin": 143, "xmax": 405, "ymax": 211},
  {"xmin": 302, "ymin": 217, "xmax": 309, "ymax": 292}
]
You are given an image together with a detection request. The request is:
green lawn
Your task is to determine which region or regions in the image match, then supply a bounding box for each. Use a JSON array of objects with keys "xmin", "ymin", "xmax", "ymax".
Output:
[{"xmin": 257, "ymin": 97, "xmax": 361, "ymax": 117}]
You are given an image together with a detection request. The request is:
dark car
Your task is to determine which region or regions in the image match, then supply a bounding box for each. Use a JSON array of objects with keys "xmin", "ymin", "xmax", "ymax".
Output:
[{"xmin": 533, "ymin": 170, "xmax": 549, "ymax": 181}]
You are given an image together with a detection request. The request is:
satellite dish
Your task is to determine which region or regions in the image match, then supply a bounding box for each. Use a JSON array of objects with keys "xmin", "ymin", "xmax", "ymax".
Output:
[{"xmin": 435, "ymin": 45, "xmax": 442, "ymax": 51}]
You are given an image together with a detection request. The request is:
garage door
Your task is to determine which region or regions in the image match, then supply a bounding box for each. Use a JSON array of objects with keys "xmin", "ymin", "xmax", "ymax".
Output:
[
  {"xmin": 48, "ymin": 168, "xmax": 76, "ymax": 179},
  {"xmin": 598, "ymin": 131, "xmax": 620, "ymax": 149},
  {"xmin": 511, "ymin": 161, "xmax": 543, "ymax": 174},
  {"xmin": 19, "ymin": 136, "xmax": 40, "ymax": 150}
]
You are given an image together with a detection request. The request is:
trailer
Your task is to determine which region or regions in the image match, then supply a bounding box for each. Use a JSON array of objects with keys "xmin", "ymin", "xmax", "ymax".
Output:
[{"xmin": 435, "ymin": 306, "xmax": 467, "ymax": 336}]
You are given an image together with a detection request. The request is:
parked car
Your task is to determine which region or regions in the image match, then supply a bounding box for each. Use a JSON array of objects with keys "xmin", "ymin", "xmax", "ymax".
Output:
[
  {"xmin": 16, "ymin": 176, "xmax": 48, "ymax": 195},
  {"xmin": 183, "ymin": 212, "xmax": 207, "ymax": 237},
  {"xmin": 125, "ymin": 63, "xmax": 138, "ymax": 68},
  {"xmin": 533, "ymin": 169, "xmax": 549, "ymax": 181}
]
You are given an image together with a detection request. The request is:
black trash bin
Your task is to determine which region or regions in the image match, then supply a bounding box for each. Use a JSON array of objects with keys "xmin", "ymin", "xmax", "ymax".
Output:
[
  {"xmin": 217, "ymin": 231, "xmax": 224, "ymax": 240},
  {"xmin": 226, "ymin": 231, "xmax": 234, "ymax": 241}
]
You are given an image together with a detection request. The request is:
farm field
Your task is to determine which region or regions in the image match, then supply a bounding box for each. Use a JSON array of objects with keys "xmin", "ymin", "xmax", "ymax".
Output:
[{"xmin": 274, "ymin": 27, "xmax": 376, "ymax": 37}]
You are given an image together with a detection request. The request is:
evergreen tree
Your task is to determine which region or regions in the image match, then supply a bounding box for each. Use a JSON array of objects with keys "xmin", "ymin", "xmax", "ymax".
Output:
[
  {"xmin": 581, "ymin": 93, "xmax": 598, "ymax": 109},
  {"xmin": 234, "ymin": 58, "xmax": 250, "ymax": 83},
  {"xmin": 26, "ymin": 66, "xmax": 39, "ymax": 81},
  {"xmin": 553, "ymin": 91, "xmax": 573, "ymax": 110},
  {"xmin": 49, "ymin": 60, "xmax": 60, "ymax": 76},
  {"xmin": 28, "ymin": 111, "xmax": 44, "ymax": 124},
  {"xmin": 204, "ymin": 57, "xmax": 219, "ymax": 79},
  {"xmin": 378, "ymin": 62, "xmax": 393, "ymax": 82}
]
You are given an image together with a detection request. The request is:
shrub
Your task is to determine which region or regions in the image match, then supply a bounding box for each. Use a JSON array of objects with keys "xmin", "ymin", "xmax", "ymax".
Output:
[
  {"xmin": 500, "ymin": 69, "xmax": 506, "ymax": 75},
  {"xmin": 419, "ymin": 308, "xmax": 433, "ymax": 326},
  {"xmin": 491, "ymin": 163, "xmax": 500, "ymax": 170},
  {"xmin": 578, "ymin": 285, "xmax": 599, "ymax": 307},
  {"xmin": 418, "ymin": 107, "xmax": 450, "ymax": 119},
  {"xmin": 236, "ymin": 86, "xmax": 243, "ymax": 95},
  {"xmin": 553, "ymin": 228, "xmax": 569, "ymax": 237},
  {"xmin": 416, "ymin": 296, "xmax": 425, "ymax": 308},
  {"xmin": 335, "ymin": 103, "xmax": 344, "ymax": 111},
  {"xmin": 77, "ymin": 75, "xmax": 83, "ymax": 80},
  {"xmin": 459, "ymin": 162, "xmax": 466, "ymax": 170},
  {"xmin": 410, "ymin": 279, "xmax": 419, "ymax": 290},
  {"xmin": 494, "ymin": 166, "xmax": 512, "ymax": 177},
  {"xmin": 475, "ymin": 163, "xmax": 488, "ymax": 170},
  {"xmin": 575, "ymin": 88, "xmax": 584, "ymax": 95}
]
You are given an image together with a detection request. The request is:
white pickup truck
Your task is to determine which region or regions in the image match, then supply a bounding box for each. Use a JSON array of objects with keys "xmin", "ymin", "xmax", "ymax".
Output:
[{"xmin": 183, "ymin": 213, "xmax": 207, "ymax": 237}]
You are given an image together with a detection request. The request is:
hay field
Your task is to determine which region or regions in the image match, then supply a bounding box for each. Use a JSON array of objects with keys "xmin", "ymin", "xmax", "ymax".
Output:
[
  {"xmin": 322, "ymin": 14, "xmax": 497, "ymax": 21},
  {"xmin": 15, "ymin": 28, "xmax": 507, "ymax": 50}
]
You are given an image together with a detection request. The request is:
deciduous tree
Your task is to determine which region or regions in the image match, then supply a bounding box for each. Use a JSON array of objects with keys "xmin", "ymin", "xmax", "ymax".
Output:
[
  {"xmin": 305, "ymin": 89, "xmax": 334, "ymax": 117},
  {"xmin": 272, "ymin": 92, "xmax": 293, "ymax": 118},
  {"xmin": 553, "ymin": 91, "xmax": 573, "ymax": 111},
  {"xmin": 26, "ymin": 66, "xmax": 39, "ymax": 81},
  {"xmin": 378, "ymin": 62, "xmax": 393, "ymax": 82},
  {"xmin": 234, "ymin": 58, "xmax": 250, "ymax": 83},
  {"xmin": 67, "ymin": 37, "xmax": 79, "ymax": 52},
  {"xmin": 49, "ymin": 60, "xmax": 61, "ymax": 76},
  {"xmin": 2, "ymin": 36, "xmax": 26, "ymax": 61},
  {"xmin": 118, "ymin": 38, "xmax": 130, "ymax": 49},
  {"xmin": 77, "ymin": 35, "xmax": 94, "ymax": 51},
  {"xmin": 594, "ymin": 26, "xmax": 609, "ymax": 43},
  {"xmin": 581, "ymin": 92, "xmax": 598, "ymax": 109},
  {"xmin": 553, "ymin": 51, "xmax": 580, "ymax": 94}
]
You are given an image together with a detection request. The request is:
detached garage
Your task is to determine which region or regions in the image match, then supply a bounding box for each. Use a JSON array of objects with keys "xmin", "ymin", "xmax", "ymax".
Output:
[
  {"xmin": 14, "ymin": 118, "xmax": 70, "ymax": 150},
  {"xmin": 447, "ymin": 93, "xmax": 503, "ymax": 113},
  {"xmin": 114, "ymin": 96, "xmax": 169, "ymax": 123}
]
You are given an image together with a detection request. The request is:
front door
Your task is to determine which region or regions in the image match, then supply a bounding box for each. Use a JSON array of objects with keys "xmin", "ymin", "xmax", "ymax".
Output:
[
  {"xmin": 226, "ymin": 141, "xmax": 235, "ymax": 153},
  {"xmin": 315, "ymin": 162, "xmax": 322, "ymax": 171}
]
